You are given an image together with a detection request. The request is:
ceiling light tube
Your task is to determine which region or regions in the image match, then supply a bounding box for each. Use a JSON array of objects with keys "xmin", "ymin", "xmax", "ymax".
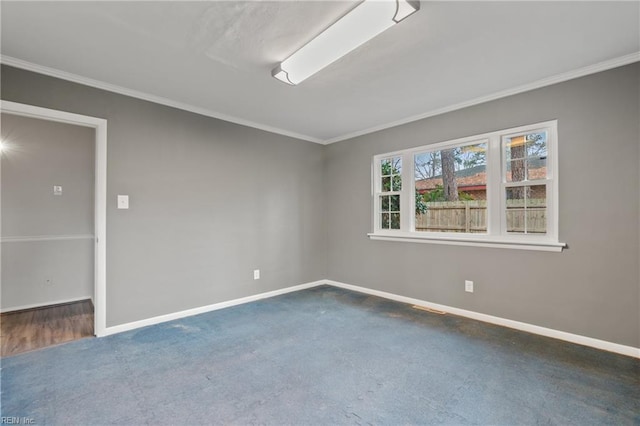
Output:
[{"xmin": 272, "ymin": 0, "xmax": 420, "ymax": 85}]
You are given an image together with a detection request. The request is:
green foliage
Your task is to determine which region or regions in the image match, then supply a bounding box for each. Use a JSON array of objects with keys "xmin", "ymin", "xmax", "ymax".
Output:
[
  {"xmin": 462, "ymin": 149, "xmax": 486, "ymax": 169},
  {"xmin": 424, "ymin": 186, "xmax": 444, "ymax": 202},
  {"xmin": 381, "ymin": 160, "xmax": 393, "ymax": 175},
  {"xmin": 381, "ymin": 176, "xmax": 402, "ymax": 192},
  {"xmin": 381, "ymin": 160, "xmax": 402, "ymax": 191},
  {"xmin": 422, "ymin": 185, "xmax": 474, "ymax": 203},
  {"xmin": 382, "ymin": 158, "xmax": 426, "ymax": 214},
  {"xmin": 415, "ymin": 190, "xmax": 428, "ymax": 215},
  {"xmin": 458, "ymin": 191, "xmax": 474, "ymax": 201}
]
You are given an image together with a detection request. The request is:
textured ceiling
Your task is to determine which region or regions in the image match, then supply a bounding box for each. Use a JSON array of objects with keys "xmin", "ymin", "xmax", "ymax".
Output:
[{"xmin": 1, "ymin": 1, "xmax": 639, "ymax": 143}]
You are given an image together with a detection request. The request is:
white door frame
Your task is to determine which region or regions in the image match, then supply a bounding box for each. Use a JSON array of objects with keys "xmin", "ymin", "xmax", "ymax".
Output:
[{"xmin": 1, "ymin": 100, "xmax": 107, "ymax": 336}]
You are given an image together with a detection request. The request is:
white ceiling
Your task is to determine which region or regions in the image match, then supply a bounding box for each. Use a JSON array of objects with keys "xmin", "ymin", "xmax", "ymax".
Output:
[{"xmin": 1, "ymin": 1, "xmax": 639, "ymax": 144}]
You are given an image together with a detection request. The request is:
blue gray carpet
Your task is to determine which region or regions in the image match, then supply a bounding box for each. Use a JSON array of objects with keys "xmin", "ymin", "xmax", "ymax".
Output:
[{"xmin": 2, "ymin": 285, "xmax": 639, "ymax": 425}]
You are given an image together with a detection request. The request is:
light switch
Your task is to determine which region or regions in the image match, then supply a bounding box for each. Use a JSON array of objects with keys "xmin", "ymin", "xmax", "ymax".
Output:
[
  {"xmin": 53, "ymin": 185, "xmax": 62, "ymax": 195},
  {"xmin": 117, "ymin": 195, "xmax": 129, "ymax": 209}
]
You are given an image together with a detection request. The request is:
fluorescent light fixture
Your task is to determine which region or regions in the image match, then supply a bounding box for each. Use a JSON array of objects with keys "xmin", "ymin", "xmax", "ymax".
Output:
[{"xmin": 272, "ymin": 0, "xmax": 420, "ymax": 85}]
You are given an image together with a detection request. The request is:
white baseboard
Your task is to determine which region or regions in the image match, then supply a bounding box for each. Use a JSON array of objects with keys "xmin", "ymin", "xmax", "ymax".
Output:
[
  {"xmin": 0, "ymin": 296, "xmax": 93, "ymax": 314},
  {"xmin": 325, "ymin": 280, "xmax": 640, "ymax": 359},
  {"xmin": 96, "ymin": 278, "xmax": 639, "ymax": 359},
  {"xmin": 100, "ymin": 280, "xmax": 324, "ymax": 337}
]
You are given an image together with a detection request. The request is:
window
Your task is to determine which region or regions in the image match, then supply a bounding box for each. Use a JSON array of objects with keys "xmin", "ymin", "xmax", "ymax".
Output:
[
  {"xmin": 370, "ymin": 121, "xmax": 564, "ymax": 251},
  {"xmin": 503, "ymin": 131, "xmax": 548, "ymax": 235},
  {"xmin": 414, "ymin": 140, "xmax": 488, "ymax": 233},
  {"xmin": 377, "ymin": 156, "xmax": 402, "ymax": 230}
]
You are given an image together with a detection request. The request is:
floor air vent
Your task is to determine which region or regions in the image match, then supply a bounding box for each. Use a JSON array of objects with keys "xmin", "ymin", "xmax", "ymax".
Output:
[{"xmin": 412, "ymin": 305, "xmax": 446, "ymax": 315}]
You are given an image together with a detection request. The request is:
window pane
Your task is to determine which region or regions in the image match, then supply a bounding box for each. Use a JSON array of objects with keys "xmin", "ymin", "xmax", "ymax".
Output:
[
  {"xmin": 381, "ymin": 159, "xmax": 391, "ymax": 176},
  {"xmin": 527, "ymin": 185, "xmax": 547, "ymax": 234},
  {"xmin": 505, "ymin": 135, "xmax": 525, "ymax": 161},
  {"xmin": 526, "ymin": 210, "xmax": 546, "ymax": 234},
  {"xmin": 414, "ymin": 142, "xmax": 487, "ymax": 233},
  {"xmin": 381, "ymin": 195, "xmax": 390, "ymax": 211},
  {"xmin": 507, "ymin": 159, "xmax": 526, "ymax": 182},
  {"xmin": 505, "ymin": 132, "xmax": 547, "ymax": 182},
  {"xmin": 382, "ymin": 176, "xmax": 391, "ymax": 192},
  {"xmin": 527, "ymin": 157, "xmax": 547, "ymax": 181},
  {"xmin": 526, "ymin": 132, "xmax": 547, "ymax": 158},
  {"xmin": 392, "ymin": 175, "xmax": 402, "ymax": 191},
  {"xmin": 393, "ymin": 157, "xmax": 402, "ymax": 175},
  {"xmin": 380, "ymin": 194, "xmax": 401, "ymax": 230},
  {"xmin": 390, "ymin": 194, "xmax": 400, "ymax": 211},
  {"xmin": 527, "ymin": 185, "xmax": 546, "ymax": 207},
  {"xmin": 381, "ymin": 156, "xmax": 401, "ymax": 192},
  {"xmin": 506, "ymin": 187, "xmax": 525, "ymax": 233},
  {"xmin": 381, "ymin": 213, "xmax": 390, "ymax": 229},
  {"xmin": 506, "ymin": 185, "xmax": 546, "ymax": 234},
  {"xmin": 390, "ymin": 213, "xmax": 400, "ymax": 229}
]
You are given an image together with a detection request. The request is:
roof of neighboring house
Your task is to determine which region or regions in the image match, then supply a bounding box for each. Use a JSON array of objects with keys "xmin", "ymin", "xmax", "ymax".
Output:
[{"xmin": 416, "ymin": 165, "xmax": 547, "ymax": 191}]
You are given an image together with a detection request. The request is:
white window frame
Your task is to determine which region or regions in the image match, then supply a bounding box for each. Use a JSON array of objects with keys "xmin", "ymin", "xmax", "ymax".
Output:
[
  {"xmin": 374, "ymin": 155, "xmax": 404, "ymax": 231},
  {"xmin": 369, "ymin": 120, "xmax": 565, "ymax": 252}
]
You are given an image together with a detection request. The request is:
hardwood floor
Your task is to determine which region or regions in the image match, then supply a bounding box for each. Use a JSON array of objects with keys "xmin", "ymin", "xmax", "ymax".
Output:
[{"xmin": 1, "ymin": 299, "xmax": 94, "ymax": 357}]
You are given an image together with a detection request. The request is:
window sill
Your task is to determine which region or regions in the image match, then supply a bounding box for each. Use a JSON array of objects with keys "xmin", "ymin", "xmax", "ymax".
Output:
[{"xmin": 367, "ymin": 233, "xmax": 566, "ymax": 252}]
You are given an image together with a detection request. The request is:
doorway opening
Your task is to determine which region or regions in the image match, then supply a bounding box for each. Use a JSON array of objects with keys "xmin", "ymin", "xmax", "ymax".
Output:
[{"xmin": 1, "ymin": 101, "xmax": 107, "ymax": 356}]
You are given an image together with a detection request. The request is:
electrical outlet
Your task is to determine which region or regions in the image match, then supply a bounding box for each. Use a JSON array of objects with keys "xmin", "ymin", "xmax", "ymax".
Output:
[
  {"xmin": 465, "ymin": 280, "xmax": 474, "ymax": 293},
  {"xmin": 253, "ymin": 269, "xmax": 260, "ymax": 280},
  {"xmin": 117, "ymin": 195, "xmax": 129, "ymax": 209},
  {"xmin": 45, "ymin": 277, "xmax": 53, "ymax": 286}
]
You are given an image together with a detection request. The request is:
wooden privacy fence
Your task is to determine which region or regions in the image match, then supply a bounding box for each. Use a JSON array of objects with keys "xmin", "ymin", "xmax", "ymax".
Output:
[{"xmin": 415, "ymin": 199, "xmax": 546, "ymax": 233}]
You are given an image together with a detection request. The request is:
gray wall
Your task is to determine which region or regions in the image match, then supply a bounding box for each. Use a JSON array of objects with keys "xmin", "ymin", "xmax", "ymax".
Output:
[
  {"xmin": 325, "ymin": 63, "xmax": 640, "ymax": 348},
  {"xmin": 2, "ymin": 63, "xmax": 638, "ymax": 348},
  {"xmin": 1, "ymin": 65, "xmax": 327, "ymax": 327},
  {"xmin": 1, "ymin": 114, "xmax": 95, "ymax": 310}
]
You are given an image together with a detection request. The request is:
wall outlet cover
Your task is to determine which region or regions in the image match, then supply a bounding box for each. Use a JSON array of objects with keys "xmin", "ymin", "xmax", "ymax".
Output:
[
  {"xmin": 117, "ymin": 195, "xmax": 129, "ymax": 209},
  {"xmin": 465, "ymin": 280, "xmax": 474, "ymax": 293}
]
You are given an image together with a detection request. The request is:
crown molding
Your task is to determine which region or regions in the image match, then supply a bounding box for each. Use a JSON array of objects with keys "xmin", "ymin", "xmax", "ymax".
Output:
[
  {"xmin": 1, "ymin": 234, "xmax": 94, "ymax": 243},
  {"xmin": 323, "ymin": 51, "xmax": 640, "ymax": 144},
  {"xmin": 0, "ymin": 55, "xmax": 324, "ymax": 145},
  {"xmin": 2, "ymin": 52, "xmax": 638, "ymax": 146}
]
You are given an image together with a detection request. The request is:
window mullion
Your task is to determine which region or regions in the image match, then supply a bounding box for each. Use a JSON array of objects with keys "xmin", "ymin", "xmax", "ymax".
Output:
[
  {"xmin": 373, "ymin": 158, "xmax": 380, "ymax": 231},
  {"xmin": 401, "ymin": 152, "xmax": 412, "ymax": 232},
  {"xmin": 487, "ymin": 135, "xmax": 502, "ymax": 236},
  {"xmin": 549, "ymin": 124, "xmax": 558, "ymax": 241}
]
